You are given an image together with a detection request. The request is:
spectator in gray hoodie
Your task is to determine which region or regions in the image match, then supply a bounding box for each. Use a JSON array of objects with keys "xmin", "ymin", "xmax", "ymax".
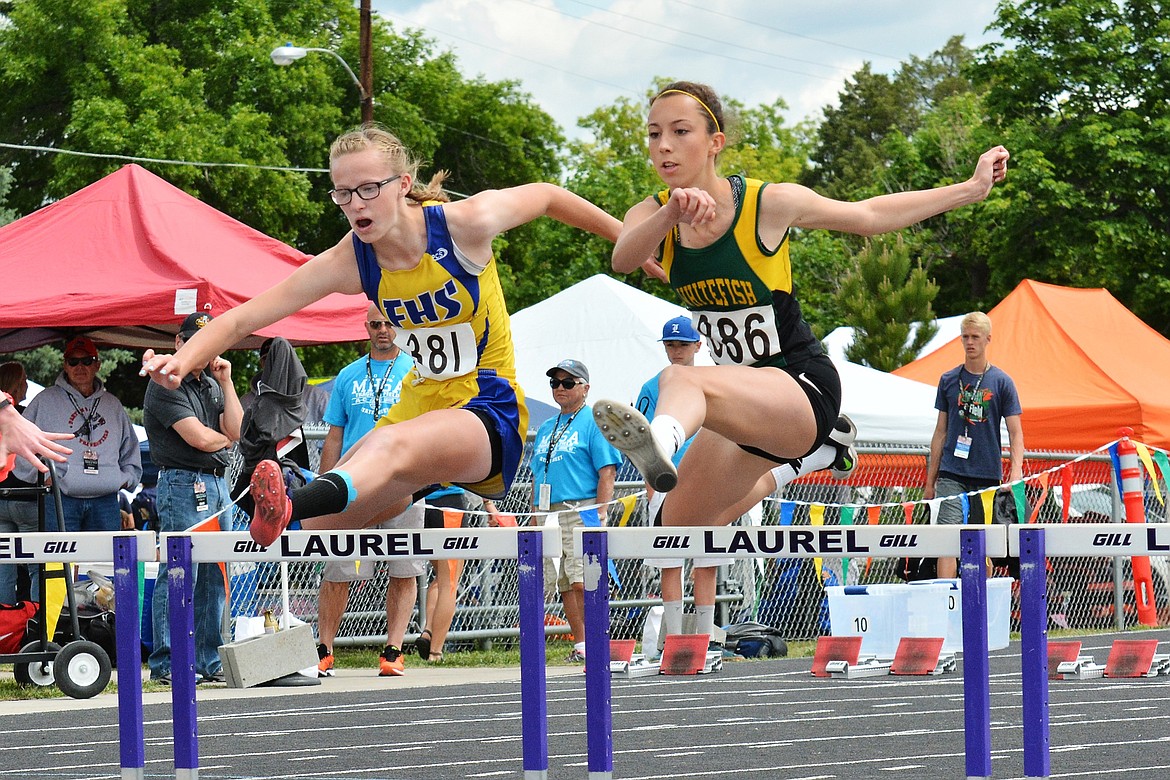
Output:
[{"xmin": 17, "ymin": 337, "xmax": 141, "ymax": 532}]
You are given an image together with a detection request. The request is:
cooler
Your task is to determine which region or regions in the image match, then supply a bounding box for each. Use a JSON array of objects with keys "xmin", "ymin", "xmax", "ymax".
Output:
[
  {"xmin": 826, "ymin": 582, "xmax": 950, "ymax": 658},
  {"xmin": 910, "ymin": 577, "xmax": 1012, "ymax": 653}
]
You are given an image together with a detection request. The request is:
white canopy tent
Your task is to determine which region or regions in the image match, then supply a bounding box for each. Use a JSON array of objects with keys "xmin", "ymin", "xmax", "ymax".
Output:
[{"xmin": 511, "ymin": 275, "xmax": 939, "ymax": 445}]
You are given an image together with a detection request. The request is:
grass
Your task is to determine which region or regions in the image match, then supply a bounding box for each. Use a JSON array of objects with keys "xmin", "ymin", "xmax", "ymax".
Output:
[{"xmin": 0, "ymin": 638, "xmax": 820, "ymax": 701}]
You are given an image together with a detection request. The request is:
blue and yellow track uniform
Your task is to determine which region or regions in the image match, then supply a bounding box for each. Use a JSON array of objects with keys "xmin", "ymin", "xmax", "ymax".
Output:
[{"xmin": 353, "ymin": 204, "xmax": 528, "ymax": 499}]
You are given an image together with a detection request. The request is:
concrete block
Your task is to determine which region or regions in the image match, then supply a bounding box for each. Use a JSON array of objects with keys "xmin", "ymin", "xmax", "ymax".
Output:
[{"xmin": 219, "ymin": 623, "xmax": 317, "ymax": 688}]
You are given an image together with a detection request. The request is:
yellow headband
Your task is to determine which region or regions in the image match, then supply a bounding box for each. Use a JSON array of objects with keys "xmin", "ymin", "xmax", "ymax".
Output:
[{"xmin": 655, "ymin": 89, "xmax": 721, "ymax": 134}]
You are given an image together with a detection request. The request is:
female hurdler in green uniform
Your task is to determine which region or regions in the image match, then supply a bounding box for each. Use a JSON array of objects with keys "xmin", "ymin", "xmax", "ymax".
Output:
[{"xmin": 595, "ymin": 81, "xmax": 1010, "ymax": 527}]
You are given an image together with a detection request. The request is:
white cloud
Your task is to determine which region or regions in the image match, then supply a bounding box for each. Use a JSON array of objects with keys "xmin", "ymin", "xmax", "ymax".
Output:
[{"xmin": 380, "ymin": 0, "xmax": 1001, "ymax": 139}]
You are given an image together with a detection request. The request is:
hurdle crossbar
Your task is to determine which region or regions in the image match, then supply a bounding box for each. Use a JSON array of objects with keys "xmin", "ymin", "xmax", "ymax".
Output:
[
  {"xmin": 162, "ymin": 527, "xmax": 561, "ymax": 780},
  {"xmin": 576, "ymin": 525, "xmax": 1003, "ymax": 780}
]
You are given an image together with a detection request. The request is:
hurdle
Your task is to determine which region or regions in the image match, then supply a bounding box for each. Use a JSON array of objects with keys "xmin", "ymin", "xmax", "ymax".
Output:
[
  {"xmin": 577, "ymin": 525, "xmax": 1007, "ymax": 780},
  {"xmin": 160, "ymin": 527, "xmax": 560, "ymax": 780},
  {"xmin": 1011, "ymin": 522, "xmax": 1170, "ymax": 779},
  {"xmin": 0, "ymin": 531, "xmax": 155, "ymax": 779}
]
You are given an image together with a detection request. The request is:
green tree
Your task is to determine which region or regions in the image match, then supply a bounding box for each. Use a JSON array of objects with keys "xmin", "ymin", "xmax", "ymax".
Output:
[
  {"xmin": 971, "ymin": 0, "xmax": 1170, "ymax": 334},
  {"xmin": 0, "ymin": 1, "xmax": 576, "ymax": 377},
  {"xmin": 838, "ymin": 236, "xmax": 939, "ymax": 371}
]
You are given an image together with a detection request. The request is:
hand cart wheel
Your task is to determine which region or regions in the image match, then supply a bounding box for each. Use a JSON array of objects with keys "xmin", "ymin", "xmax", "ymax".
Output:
[{"xmin": 53, "ymin": 640, "xmax": 112, "ymax": 699}]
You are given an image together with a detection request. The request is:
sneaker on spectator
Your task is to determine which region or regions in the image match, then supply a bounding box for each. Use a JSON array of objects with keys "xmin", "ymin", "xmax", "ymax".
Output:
[
  {"xmin": 317, "ymin": 643, "xmax": 335, "ymax": 678},
  {"xmin": 379, "ymin": 645, "xmax": 406, "ymax": 677}
]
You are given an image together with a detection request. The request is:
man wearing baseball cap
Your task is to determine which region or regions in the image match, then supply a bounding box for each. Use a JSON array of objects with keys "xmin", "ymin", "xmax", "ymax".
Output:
[
  {"xmin": 531, "ymin": 358, "xmax": 621, "ymax": 662},
  {"xmin": 143, "ymin": 311, "xmax": 242, "ymax": 684},
  {"xmin": 17, "ymin": 336, "xmax": 141, "ymax": 542}
]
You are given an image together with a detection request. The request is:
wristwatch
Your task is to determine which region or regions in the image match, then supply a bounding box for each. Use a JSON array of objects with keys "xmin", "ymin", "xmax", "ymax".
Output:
[{"xmin": 0, "ymin": 393, "xmax": 12, "ymax": 412}]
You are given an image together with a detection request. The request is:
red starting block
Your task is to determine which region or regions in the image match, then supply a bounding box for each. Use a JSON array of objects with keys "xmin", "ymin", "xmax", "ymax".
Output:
[
  {"xmin": 609, "ymin": 639, "xmax": 636, "ymax": 663},
  {"xmin": 890, "ymin": 637, "xmax": 948, "ymax": 676},
  {"xmin": 1104, "ymin": 639, "xmax": 1168, "ymax": 678},
  {"xmin": 1048, "ymin": 641, "xmax": 1083, "ymax": 680},
  {"xmin": 660, "ymin": 634, "xmax": 709, "ymax": 675},
  {"xmin": 811, "ymin": 636, "xmax": 863, "ymax": 678}
]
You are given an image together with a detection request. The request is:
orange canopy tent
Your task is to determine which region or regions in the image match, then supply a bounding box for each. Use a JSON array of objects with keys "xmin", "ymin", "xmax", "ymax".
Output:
[{"xmin": 894, "ymin": 280, "xmax": 1170, "ymax": 451}]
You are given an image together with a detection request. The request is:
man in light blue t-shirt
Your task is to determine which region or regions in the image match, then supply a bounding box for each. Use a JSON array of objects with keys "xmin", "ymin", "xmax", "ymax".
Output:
[
  {"xmin": 315, "ymin": 304, "xmax": 419, "ymax": 677},
  {"xmin": 531, "ymin": 359, "xmax": 621, "ymax": 662}
]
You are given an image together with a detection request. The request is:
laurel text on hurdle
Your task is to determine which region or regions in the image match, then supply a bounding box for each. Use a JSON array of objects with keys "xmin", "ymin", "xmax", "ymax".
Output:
[
  {"xmin": 229, "ymin": 532, "xmax": 487, "ymax": 557},
  {"xmin": 648, "ymin": 529, "xmax": 922, "ymax": 555}
]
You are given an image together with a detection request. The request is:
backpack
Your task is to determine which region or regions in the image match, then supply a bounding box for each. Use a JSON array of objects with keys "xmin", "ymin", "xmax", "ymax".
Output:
[
  {"xmin": 0, "ymin": 601, "xmax": 39, "ymax": 654},
  {"xmin": 896, "ymin": 556, "xmax": 938, "ymax": 582},
  {"xmin": 723, "ymin": 621, "xmax": 788, "ymax": 659},
  {"xmin": 53, "ymin": 607, "xmax": 117, "ymax": 667}
]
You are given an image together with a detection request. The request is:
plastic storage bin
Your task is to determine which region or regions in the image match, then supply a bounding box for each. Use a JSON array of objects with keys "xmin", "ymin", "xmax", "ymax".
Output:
[
  {"xmin": 826, "ymin": 582, "xmax": 950, "ymax": 658},
  {"xmin": 911, "ymin": 577, "xmax": 1012, "ymax": 653}
]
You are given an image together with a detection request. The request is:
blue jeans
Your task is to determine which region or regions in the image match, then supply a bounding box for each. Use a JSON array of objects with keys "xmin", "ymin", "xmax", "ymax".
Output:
[
  {"xmin": 148, "ymin": 469, "xmax": 229, "ymax": 679},
  {"xmin": 0, "ymin": 500, "xmax": 39, "ymax": 603},
  {"xmin": 45, "ymin": 493, "xmax": 121, "ymax": 533}
]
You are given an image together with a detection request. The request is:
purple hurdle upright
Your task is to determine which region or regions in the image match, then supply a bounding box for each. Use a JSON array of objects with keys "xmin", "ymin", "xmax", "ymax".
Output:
[
  {"xmin": 1018, "ymin": 527, "xmax": 1050, "ymax": 778},
  {"xmin": 166, "ymin": 535, "xmax": 199, "ymax": 780},
  {"xmin": 581, "ymin": 529, "xmax": 613, "ymax": 780},
  {"xmin": 517, "ymin": 528, "xmax": 550, "ymax": 779},
  {"xmin": 960, "ymin": 528, "xmax": 992, "ymax": 780},
  {"xmin": 113, "ymin": 534, "xmax": 145, "ymax": 780}
]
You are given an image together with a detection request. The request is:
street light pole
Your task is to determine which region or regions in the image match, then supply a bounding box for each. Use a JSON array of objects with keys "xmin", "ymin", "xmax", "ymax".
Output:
[{"xmin": 360, "ymin": 0, "xmax": 374, "ymax": 125}]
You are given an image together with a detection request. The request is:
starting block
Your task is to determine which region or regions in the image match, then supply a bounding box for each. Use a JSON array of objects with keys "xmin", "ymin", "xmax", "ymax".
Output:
[
  {"xmin": 1054, "ymin": 658, "xmax": 1106, "ymax": 680},
  {"xmin": 660, "ymin": 634, "xmax": 717, "ymax": 675},
  {"xmin": 609, "ymin": 639, "xmax": 661, "ymax": 677},
  {"xmin": 825, "ymin": 656, "xmax": 891, "ymax": 678},
  {"xmin": 809, "ymin": 636, "xmax": 865, "ymax": 678},
  {"xmin": 811, "ymin": 635, "xmax": 863, "ymax": 678},
  {"xmin": 1104, "ymin": 639, "xmax": 1170, "ymax": 678},
  {"xmin": 1048, "ymin": 641, "xmax": 1105, "ymax": 679},
  {"xmin": 890, "ymin": 636, "xmax": 954, "ymax": 676}
]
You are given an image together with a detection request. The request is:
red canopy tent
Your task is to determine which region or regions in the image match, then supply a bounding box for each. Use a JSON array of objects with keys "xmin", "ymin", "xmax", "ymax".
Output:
[
  {"xmin": 894, "ymin": 280, "xmax": 1170, "ymax": 451},
  {"xmin": 0, "ymin": 164, "xmax": 367, "ymax": 352}
]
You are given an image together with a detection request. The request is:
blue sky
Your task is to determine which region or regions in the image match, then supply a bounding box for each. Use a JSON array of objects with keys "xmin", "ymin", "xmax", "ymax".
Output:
[{"xmin": 377, "ymin": 0, "xmax": 1004, "ymax": 140}]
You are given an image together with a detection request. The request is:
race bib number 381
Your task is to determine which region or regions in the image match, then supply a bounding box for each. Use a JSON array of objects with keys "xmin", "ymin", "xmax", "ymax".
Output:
[
  {"xmin": 694, "ymin": 306, "xmax": 781, "ymax": 366},
  {"xmin": 396, "ymin": 323, "xmax": 477, "ymax": 380}
]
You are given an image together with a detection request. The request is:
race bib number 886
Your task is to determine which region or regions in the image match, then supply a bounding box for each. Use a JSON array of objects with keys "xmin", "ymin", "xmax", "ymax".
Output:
[
  {"xmin": 396, "ymin": 323, "xmax": 477, "ymax": 380},
  {"xmin": 694, "ymin": 306, "xmax": 781, "ymax": 366}
]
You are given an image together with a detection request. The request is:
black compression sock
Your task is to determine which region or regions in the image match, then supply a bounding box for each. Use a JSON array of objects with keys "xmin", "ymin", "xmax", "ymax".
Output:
[{"xmin": 291, "ymin": 472, "xmax": 351, "ymax": 522}]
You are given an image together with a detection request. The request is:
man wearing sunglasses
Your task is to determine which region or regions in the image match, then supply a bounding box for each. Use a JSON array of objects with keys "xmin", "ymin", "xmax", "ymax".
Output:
[
  {"xmin": 17, "ymin": 336, "xmax": 141, "ymax": 537},
  {"xmin": 530, "ymin": 359, "xmax": 622, "ymax": 662}
]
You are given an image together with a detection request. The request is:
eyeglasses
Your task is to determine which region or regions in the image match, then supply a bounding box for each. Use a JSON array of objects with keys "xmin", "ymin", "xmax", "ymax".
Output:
[
  {"xmin": 367, "ymin": 321, "xmax": 392, "ymax": 330},
  {"xmin": 549, "ymin": 378, "xmax": 583, "ymax": 390},
  {"xmin": 66, "ymin": 356, "xmax": 99, "ymax": 367},
  {"xmin": 329, "ymin": 175, "xmax": 402, "ymax": 206}
]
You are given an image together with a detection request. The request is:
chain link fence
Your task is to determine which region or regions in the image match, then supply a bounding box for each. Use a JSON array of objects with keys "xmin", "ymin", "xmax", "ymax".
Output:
[{"xmin": 224, "ymin": 428, "xmax": 1169, "ymax": 650}]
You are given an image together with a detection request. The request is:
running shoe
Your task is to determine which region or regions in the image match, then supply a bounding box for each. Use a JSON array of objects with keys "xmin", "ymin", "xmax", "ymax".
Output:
[
  {"xmin": 828, "ymin": 413, "xmax": 857, "ymax": 448},
  {"xmin": 317, "ymin": 643, "xmax": 335, "ymax": 678},
  {"xmin": 828, "ymin": 414, "xmax": 859, "ymax": 480},
  {"xmin": 379, "ymin": 645, "xmax": 406, "ymax": 677},
  {"xmin": 566, "ymin": 648, "xmax": 586, "ymax": 663},
  {"xmin": 592, "ymin": 400, "xmax": 678, "ymax": 492},
  {"xmin": 249, "ymin": 459, "xmax": 292, "ymax": 547},
  {"xmin": 830, "ymin": 444, "xmax": 858, "ymax": 480}
]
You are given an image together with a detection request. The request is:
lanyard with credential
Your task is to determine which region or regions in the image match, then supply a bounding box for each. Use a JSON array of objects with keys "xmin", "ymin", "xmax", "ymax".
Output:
[
  {"xmin": 959, "ymin": 365, "xmax": 990, "ymax": 438},
  {"xmin": 544, "ymin": 407, "xmax": 582, "ymax": 474},
  {"xmin": 367, "ymin": 355, "xmax": 396, "ymax": 419}
]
